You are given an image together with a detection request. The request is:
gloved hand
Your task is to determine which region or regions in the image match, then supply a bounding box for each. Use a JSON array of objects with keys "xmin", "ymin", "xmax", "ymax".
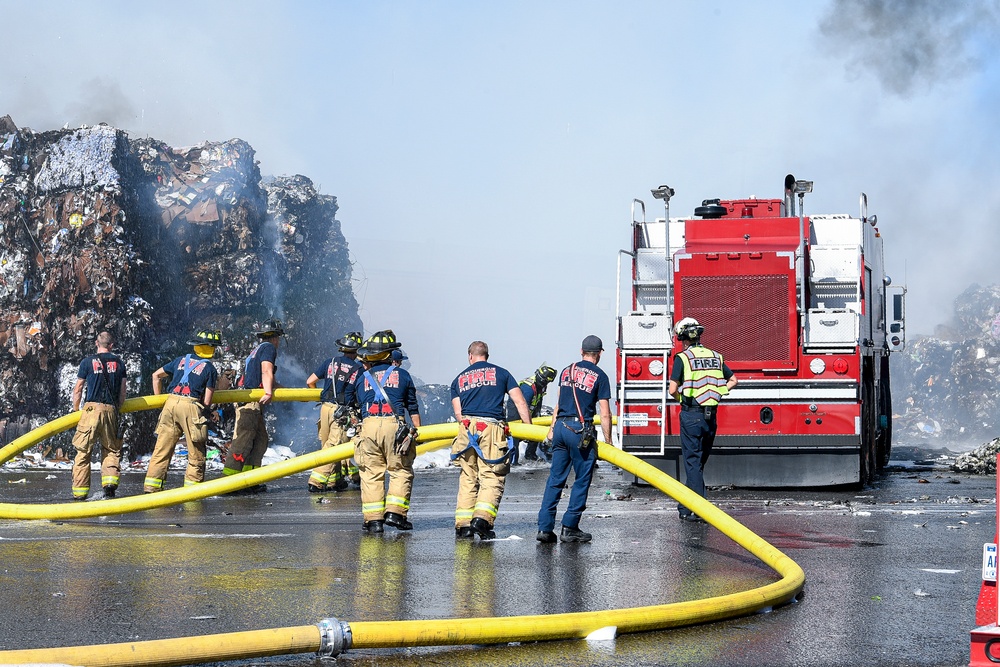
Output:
[{"xmin": 393, "ymin": 427, "xmax": 416, "ymax": 456}]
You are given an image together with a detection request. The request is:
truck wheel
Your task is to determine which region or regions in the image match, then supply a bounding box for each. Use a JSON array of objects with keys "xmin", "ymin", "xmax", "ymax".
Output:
[
  {"xmin": 860, "ymin": 360, "xmax": 877, "ymax": 486},
  {"xmin": 875, "ymin": 356, "xmax": 892, "ymax": 469}
]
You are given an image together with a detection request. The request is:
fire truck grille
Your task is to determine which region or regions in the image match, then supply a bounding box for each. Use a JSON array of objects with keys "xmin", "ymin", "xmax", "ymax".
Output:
[{"xmin": 680, "ymin": 274, "xmax": 790, "ymax": 363}]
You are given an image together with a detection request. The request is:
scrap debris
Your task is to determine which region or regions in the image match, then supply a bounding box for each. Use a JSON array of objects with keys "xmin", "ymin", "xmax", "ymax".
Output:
[{"xmin": 0, "ymin": 116, "xmax": 362, "ymax": 461}]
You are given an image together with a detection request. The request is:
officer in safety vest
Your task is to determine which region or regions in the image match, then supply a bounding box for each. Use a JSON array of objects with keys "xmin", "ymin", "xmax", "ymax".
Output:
[
  {"xmin": 306, "ymin": 331, "xmax": 364, "ymax": 493},
  {"xmin": 343, "ymin": 330, "xmax": 421, "ymax": 533},
  {"xmin": 667, "ymin": 317, "xmax": 738, "ymax": 522},
  {"xmin": 451, "ymin": 341, "xmax": 533, "ymax": 539},
  {"xmin": 70, "ymin": 330, "xmax": 127, "ymax": 500},
  {"xmin": 144, "ymin": 330, "xmax": 221, "ymax": 492},
  {"xmin": 223, "ymin": 318, "xmax": 285, "ymax": 487}
]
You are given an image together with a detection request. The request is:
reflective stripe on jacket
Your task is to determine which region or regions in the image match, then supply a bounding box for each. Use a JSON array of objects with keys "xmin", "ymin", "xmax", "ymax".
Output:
[{"xmin": 678, "ymin": 346, "xmax": 728, "ymax": 406}]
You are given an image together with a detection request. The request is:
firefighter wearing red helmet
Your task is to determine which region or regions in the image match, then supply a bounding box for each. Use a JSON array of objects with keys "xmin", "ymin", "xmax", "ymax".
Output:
[
  {"xmin": 305, "ymin": 331, "xmax": 364, "ymax": 493},
  {"xmin": 343, "ymin": 330, "xmax": 422, "ymax": 533},
  {"xmin": 667, "ymin": 317, "xmax": 738, "ymax": 522},
  {"xmin": 144, "ymin": 329, "xmax": 222, "ymax": 492},
  {"xmin": 222, "ymin": 318, "xmax": 285, "ymax": 487}
]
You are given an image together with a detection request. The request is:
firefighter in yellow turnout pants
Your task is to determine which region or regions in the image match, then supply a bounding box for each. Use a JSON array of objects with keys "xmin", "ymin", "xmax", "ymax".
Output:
[
  {"xmin": 70, "ymin": 331, "xmax": 127, "ymax": 500},
  {"xmin": 450, "ymin": 341, "xmax": 532, "ymax": 540},
  {"xmin": 667, "ymin": 317, "xmax": 738, "ymax": 522},
  {"xmin": 343, "ymin": 331, "xmax": 422, "ymax": 533},
  {"xmin": 144, "ymin": 330, "xmax": 221, "ymax": 492},
  {"xmin": 306, "ymin": 332, "xmax": 364, "ymax": 493},
  {"xmin": 223, "ymin": 319, "xmax": 284, "ymax": 489}
]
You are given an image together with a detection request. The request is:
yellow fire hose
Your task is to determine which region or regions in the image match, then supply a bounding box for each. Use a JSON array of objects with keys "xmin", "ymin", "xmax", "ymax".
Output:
[{"xmin": 0, "ymin": 390, "xmax": 805, "ymax": 666}]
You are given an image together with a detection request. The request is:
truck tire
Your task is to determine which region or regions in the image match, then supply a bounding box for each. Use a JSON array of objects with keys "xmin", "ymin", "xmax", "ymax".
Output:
[
  {"xmin": 860, "ymin": 359, "xmax": 877, "ymax": 486},
  {"xmin": 876, "ymin": 356, "xmax": 892, "ymax": 469}
]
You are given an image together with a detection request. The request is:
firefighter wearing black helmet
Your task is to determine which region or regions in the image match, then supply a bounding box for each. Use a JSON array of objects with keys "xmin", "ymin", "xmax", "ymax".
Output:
[
  {"xmin": 306, "ymin": 331, "xmax": 364, "ymax": 493},
  {"xmin": 144, "ymin": 329, "xmax": 221, "ymax": 492},
  {"xmin": 343, "ymin": 330, "xmax": 422, "ymax": 533},
  {"xmin": 223, "ymin": 318, "xmax": 284, "ymax": 485},
  {"xmin": 667, "ymin": 317, "xmax": 738, "ymax": 522},
  {"xmin": 505, "ymin": 363, "xmax": 557, "ymax": 464}
]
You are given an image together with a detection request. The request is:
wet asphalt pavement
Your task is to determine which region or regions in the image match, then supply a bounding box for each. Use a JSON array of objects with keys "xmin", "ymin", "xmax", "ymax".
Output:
[{"xmin": 0, "ymin": 452, "xmax": 993, "ymax": 667}]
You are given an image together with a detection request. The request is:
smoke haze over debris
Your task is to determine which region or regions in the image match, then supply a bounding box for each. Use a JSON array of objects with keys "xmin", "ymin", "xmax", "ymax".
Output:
[
  {"xmin": 820, "ymin": 0, "xmax": 1000, "ymax": 96},
  {"xmin": 2, "ymin": 1, "xmax": 1000, "ymax": 387}
]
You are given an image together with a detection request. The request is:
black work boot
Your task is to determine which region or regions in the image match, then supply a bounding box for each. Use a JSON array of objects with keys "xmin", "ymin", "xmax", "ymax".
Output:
[
  {"xmin": 455, "ymin": 526, "xmax": 474, "ymax": 539},
  {"xmin": 362, "ymin": 520, "xmax": 384, "ymax": 533},
  {"xmin": 307, "ymin": 483, "xmax": 326, "ymax": 493},
  {"xmin": 383, "ymin": 511, "xmax": 413, "ymax": 531},
  {"xmin": 560, "ymin": 525, "xmax": 592, "ymax": 543},
  {"xmin": 470, "ymin": 517, "xmax": 496, "ymax": 540},
  {"xmin": 536, "ymin": 530, "xmax": 557, "ymax": 543},
  {"xmin": 102, "ymin": 484, "xmax": 117, "ymax": 499}
]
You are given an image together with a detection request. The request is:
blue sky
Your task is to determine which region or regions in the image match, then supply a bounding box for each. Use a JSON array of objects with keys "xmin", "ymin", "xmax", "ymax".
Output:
[{"xmin": 4, "ymin": 1, "xmax": 999, "ymax": 384}]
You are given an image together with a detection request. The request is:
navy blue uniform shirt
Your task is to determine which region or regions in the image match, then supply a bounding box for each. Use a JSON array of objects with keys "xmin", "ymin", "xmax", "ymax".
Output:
[
  {"xmin": 164, "ymin": 355, "xmax": 219, "ymax": 401},
  {"xmin": 78, "ymin": 353, "xmax": 127, "ymax": 405},
  {"xmin": 554, "ymin": 360, "xmax": 611, "ymax": 421},
  {"xmin": 345, "ymin": 363, "xmax": 420, "ymax": 418},
  {"xmin": 314, "ymin": 355, "xmax": 363, "ymax": 404},
  {"xmin": 241, "ymin": 341, "xmax": 278, "ymax": 389},
  {"xmin": 451, "ymin": 360, "xmax": 518, "ymax": 420}
]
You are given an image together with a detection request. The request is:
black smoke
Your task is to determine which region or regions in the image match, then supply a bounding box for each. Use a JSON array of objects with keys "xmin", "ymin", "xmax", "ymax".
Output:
[{"xmin": 819, "ymin": 0, "xmax": 1000, "ymax": 95}]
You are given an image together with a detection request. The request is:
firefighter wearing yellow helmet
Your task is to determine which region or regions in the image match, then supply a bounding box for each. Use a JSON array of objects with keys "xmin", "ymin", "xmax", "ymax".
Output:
[
  {"xmin": 667, "ymin": 317, "xmax": 738, "ymax": 522},
  {"xmin": 223, "ymin": 318, "xmax": 285, "ymax": 488},
  {"xmin": 305, "ymin": 331, "xmax": 364, "ymax": 493},
  {"xmin": 144, "ymin": 329, "xmax": 222, "ymax": 492},
  {"xmin": 343, "ymin": 330, "xmax": 422, "ymax": 533}
]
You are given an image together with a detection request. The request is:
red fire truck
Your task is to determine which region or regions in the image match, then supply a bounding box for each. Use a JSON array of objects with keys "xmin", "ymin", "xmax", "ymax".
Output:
[{"xmin": 615, "ymin": 175, "xmax": 906, "ymax": 487}]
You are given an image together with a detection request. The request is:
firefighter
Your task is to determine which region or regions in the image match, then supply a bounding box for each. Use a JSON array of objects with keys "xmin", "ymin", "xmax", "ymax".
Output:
[
  {"xmin": 70, "ymin": 331, "xmax": 127, "ymax": 500},
  {"xmin": 306, "ymin": 331, "xmax": 363, "ymax": 493},
  {"xmin": 144, "ymin": 330, "xmax": 221, "ymax": 492},
  {"xmin": 343, "ymin": 330, "xmax": 421, "ymax": 533},
  {"xmin": 222, "ymin": 318, "xmax": 284, "ymax": 487},
  {"xmin": 450, "ymin": 341, "xmax": 532, "ymax": 539},
  {"xmin": 537, "ymin": 335, "xmax": 612, "ymax": 544},
  {"xmin": 667, "ymin": 317, "xmax": 738, "ymax": 522},
  {"xmin": 506, "ymin": 363, "xmax": 557, "ymax": 464}
]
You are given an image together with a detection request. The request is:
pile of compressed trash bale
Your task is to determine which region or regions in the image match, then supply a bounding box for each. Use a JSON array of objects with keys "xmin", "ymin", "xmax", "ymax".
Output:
[
  {"xmin": 892, "ymin": 283, "xmax": 1000, "ymax": 470},
  {"xmin": 0, "ymin": 115, "xmax": 361, "ymax": 461}
]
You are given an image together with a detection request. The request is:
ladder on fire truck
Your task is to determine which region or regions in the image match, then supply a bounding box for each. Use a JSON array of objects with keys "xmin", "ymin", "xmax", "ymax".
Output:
[{"xmin": 615, "ymin": 198, "xmax": 672, "ymax": 453}]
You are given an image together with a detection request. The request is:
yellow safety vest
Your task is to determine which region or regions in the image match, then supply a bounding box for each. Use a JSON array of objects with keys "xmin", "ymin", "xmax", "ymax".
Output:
[{"xmin": 677, "ymin": 345, "xmax": 728, "ymax": 406}]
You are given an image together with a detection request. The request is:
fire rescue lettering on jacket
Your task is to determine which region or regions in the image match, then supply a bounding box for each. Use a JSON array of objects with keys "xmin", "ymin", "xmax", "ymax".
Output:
[
  {"xmin": 566, "ymin": 366, "xmax": 598, "ymax": 392},
  {"xmin": 457, "ymin": 367, "xmax": 498, "ymax": 390},
  {"xmin": 366, "ymin": 369, "xmax": 399, "ymax": 390}
]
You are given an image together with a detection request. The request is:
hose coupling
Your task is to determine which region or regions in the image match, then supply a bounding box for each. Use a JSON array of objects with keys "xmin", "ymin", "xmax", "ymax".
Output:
[{"xmin": 316, "ymin": 617, "xmax": 352, "ymax": 657}]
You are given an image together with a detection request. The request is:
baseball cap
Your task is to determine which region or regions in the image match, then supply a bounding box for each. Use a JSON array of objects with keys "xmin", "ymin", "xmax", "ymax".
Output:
[
  {"xmin": 391, "ymin": 349, "xmax": 408, "ymax": 361},
  {"xmin": 581, "ymin": 335, "xmax": 604, "ymax": 352}
]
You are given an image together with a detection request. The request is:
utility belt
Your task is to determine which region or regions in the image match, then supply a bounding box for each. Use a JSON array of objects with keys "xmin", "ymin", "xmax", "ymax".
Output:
[
  {"xmin": 167, "ymin": 394, "xmax": 202, "ymax": 404},
  {"xmin": 465, "ymin": 415, "xmax": 504, "ymax": 426},
  {"xmin": 555, "ymin": 416, "xmax": 598, "ymax": 449},
  {"xmin": 452, "ymin": 417, "xmax": 514, "ymax": 465},
  {"xmin": 326, "ymin": 402, "xmax": 357, "ymax": 424},
  {"xmin": 681, "ymin": 403, "xmax": 717, "ymax": 419},
  {"xmin": 555, "ymin": 415, "xmax": 591, "ymax": 423}
]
